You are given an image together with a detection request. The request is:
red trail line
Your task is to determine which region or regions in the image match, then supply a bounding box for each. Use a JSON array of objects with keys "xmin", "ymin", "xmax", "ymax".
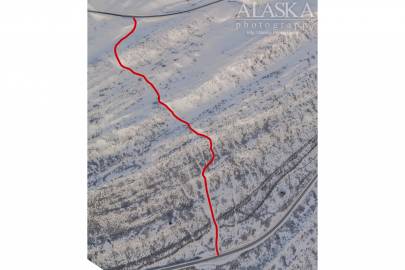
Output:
[{"xmin": 113, "ymin": 17, "xmax": 220, "ymax": 256}]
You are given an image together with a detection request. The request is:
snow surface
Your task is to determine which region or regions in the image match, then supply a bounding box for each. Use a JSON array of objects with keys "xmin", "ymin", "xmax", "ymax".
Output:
[{"xmin": 88, "ymin": 0, "xmax": 317, "ymax": 269}]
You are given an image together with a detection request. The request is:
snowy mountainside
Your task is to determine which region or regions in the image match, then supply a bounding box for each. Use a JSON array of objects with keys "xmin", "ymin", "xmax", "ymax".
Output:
[{"xmin": 88, "ymin": 0, "xmax": 317, "ymax": 269}]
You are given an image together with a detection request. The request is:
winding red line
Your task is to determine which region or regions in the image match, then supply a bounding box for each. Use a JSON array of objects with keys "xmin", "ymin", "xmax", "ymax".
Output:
[{"xmin": 114, "ymin": 17, "xmax": 220, "ymax": 256}]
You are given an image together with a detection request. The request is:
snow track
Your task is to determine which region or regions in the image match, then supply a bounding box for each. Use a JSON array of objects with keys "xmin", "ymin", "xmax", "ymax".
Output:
[{"xmin": 114, "ymin": 17, "xmax": 220, "ymax": 256}]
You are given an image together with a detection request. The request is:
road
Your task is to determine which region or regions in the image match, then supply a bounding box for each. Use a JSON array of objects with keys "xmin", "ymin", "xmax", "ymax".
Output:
[
  {"xmin": 146, "ymin": 176, "xmax": 317, "ymax": 270},
  {"xmin": 88, "ymin": 0, "xmax": 226, "ymax": 18}
]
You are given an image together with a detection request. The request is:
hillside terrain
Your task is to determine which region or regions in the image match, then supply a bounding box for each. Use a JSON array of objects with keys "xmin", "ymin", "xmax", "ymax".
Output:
[{"xmin": 88, "ymin": 0, "xmax": 317, "ymax": 269}]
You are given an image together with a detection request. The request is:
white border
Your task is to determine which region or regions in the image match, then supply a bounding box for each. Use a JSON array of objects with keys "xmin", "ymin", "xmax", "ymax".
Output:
[
  {"xmin": 0, "ymin": 0, "xmax": 96, "ymax": 269},
  {"xmin": 320, "ymin": 0, "xmax": 405, "ymax": 269}
]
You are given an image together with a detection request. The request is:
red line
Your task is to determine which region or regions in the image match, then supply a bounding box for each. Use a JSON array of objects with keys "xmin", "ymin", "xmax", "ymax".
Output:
[{"xmin": 113, "ymin": 17, "xmax": 220, "ymax": 256}]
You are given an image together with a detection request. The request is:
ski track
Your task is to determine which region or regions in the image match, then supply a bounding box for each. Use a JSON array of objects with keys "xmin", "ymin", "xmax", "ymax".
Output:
[{"xmin": 113, "ymin": 17, "xmax": 220, "ymax": 256}]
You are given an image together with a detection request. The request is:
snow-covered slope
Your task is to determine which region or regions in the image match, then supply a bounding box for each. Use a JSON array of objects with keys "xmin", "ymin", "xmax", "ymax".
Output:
[{"xmin": 88, "ymin": 1, "xmax": 317, "ymax": 269}]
